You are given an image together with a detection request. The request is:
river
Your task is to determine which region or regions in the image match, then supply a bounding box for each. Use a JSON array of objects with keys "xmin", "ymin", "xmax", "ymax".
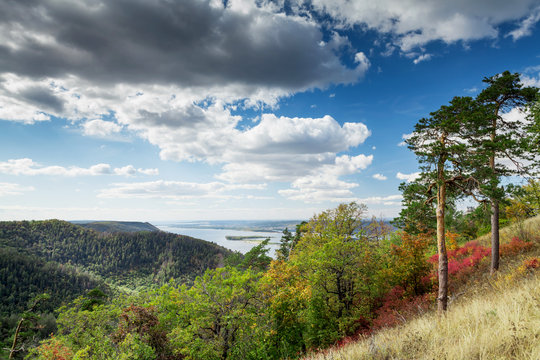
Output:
[{"xmin": 156, "ymin": 224, "xmax": 282, "ymax": 256}]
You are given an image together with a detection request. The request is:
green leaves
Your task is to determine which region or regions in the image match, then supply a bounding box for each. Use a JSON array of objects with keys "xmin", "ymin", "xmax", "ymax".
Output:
[
  {"xmin": 288, "ymin": 202, "xmax": 383, "ymax": 344},
  {"xmin": 170, "ymin": 267, "xmax": 266, "ymax": 360}
]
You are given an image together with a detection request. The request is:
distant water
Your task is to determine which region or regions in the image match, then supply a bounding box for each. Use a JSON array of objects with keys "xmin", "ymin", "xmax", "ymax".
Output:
[{"xmin": 157, "ymin": 224, "xmax": 282, "ymax": 256}]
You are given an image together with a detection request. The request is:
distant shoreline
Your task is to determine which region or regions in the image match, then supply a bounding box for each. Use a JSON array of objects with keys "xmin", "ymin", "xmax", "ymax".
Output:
[{"xmin": 225, "ymin": 235, "xmax": 270, "ymax": 241}]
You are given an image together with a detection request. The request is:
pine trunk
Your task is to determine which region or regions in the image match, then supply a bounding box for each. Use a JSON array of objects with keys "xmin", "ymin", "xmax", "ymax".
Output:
[
  {"xmin": 436, "ymin": 183, "xmax": 448, "ymax": 313},
  {"xmin": 490, "ymin": 200, "xmax": 500, "ymax": 273},
  {"xmin": 437, "ymin": 154, "xmax": 448, "ymax": 313},
  {"xmin": 490, "ymin": 115, "xmax": 499, "ymax": 274}
]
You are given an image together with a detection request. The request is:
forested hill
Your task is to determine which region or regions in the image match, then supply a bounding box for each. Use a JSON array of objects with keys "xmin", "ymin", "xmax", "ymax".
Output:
[
  {"xmin": 0, "ymin": 220, "xmax": 233, "ymax": 313},
  {"xmin": 0, "ymin": 247, "xmax": 102, "ymax": 315},
  {"xmin": 75, "ymin": 220, "xmax": 160, "ymax": 233}
]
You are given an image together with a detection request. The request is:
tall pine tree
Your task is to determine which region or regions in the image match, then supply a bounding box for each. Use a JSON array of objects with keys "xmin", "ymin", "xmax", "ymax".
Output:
[
  {"xmin": 476, "ymin": 71, "xmax": 538, "ymax": 273},
  {"xmin": 407, "ymin": 96, "xmax": 487, "ymax": 312}
]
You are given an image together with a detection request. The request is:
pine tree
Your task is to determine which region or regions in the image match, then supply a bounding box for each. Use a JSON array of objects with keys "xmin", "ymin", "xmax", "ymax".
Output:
[
  {"xmin": 476, "ymin": 71, "xmax": 539, "ymax": 273},
  {"xmin": 407, "ymin": 96, "xmax": 487, "ymax": 312}
]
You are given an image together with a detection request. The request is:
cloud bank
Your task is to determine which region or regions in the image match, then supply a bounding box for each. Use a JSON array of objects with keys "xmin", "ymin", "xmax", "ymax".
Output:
[{"xmin": 0, "ymin": 158, "xmax": 158, "ymax": 177}]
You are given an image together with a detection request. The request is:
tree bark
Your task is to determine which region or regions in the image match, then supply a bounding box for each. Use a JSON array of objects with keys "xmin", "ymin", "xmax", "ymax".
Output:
[
  {"xmin": 490, "ymin": 200, "xmax": 500, "ymax": 273},
  {"xmin": 436, "ymin": 181, "xmax": 448, "ymax": 313},
  {"xmin": 436, "ymin": 147, "xmax": 448, "ymax": 313},
  {"xmin": 9, "ymin": 317, "xmax": 24, "ymax": 359},
  {"xmin": 490, "ymin": 115, "xmax": 499, "ymax": 274}
]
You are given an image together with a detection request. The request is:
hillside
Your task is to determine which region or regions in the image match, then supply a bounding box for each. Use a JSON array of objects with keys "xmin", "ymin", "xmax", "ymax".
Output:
[
  {"xmin": 76, "ymin": 220, "xmax": 160, "ymax": 233},
  {"xmin": 0, "ymin": 220, "xmax": 233, "ymax": 313},
  {"xmin": 0, "ymin": 247, "xmax": 103, "ymax": 315},
  {"xmin": 305, "ymin": 215, "xmax": 540, "ymax": 360}
]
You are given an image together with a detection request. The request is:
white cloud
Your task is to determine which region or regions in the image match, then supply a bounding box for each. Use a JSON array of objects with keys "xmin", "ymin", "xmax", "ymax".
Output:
[
  {"xmin": 357, "ymin": 194, "xmax": 403, "ymax": 205},
  {"xmin": 0, "ymin": 78, "xmax": 372, "ymax": 189},
  {"xmin": 0, "ymin": 0, "xmax": 371, "ymax": 126},
  {"xmin": 0, "ymin": 182, "xmax": 35, "ymax": 196},
  {"xmin": 137, "ymin": 168, "xmax": 160, "ymax": 176},
  {"xmin": 398, "ymin": 132, "xmax": 414, "ymax": 146},
  {"xmin": 113, "ymin": 165, "xmax": 137, "ymax": 177},
  {"xmin": 215, "ymin": 114, "xmax": 371, "ymax": 183},
  {"xmin": 0, "ymin": 158, "xmax": 158, "ymax": 177},
  {"xmin": 507, "ymin": 6, "xmax": 540, "ymax": 40},
  {"xmin": 354, "ymin": 52, "xmax": 371, "ymax": 73},
  {"xmin": 522, "ymin": 71, "xmax": 540, "ymax": 87},
  {"xmin": 82, "ymin": 119, "xmax": 123, "ymax": 137},
  {"xmin": 278, "ymin": 154, "xmax": 373, "ymax": 203},
  {"xmin": 372, "ymin": 173, "xmax": 387, "ymax": 181},
  {"xmin": 98, "ymin": 180, "xmax": 265, "ymax": 200},
  {"xmin": 413, "ymin": 54, "xmax": 432, "ymax": 64},
  {"xmin": 289, "ymin": 0, "xmax": 539, "ymax": 52},
  {"xmin": 396, "ymin": 171, "xmax": 421, "ymax": 183}
]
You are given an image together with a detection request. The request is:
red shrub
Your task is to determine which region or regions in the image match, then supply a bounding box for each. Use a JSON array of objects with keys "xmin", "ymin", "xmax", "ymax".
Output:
[
  {"xmin": 500, "ymin": 237, "xmax": 533, "ymax": 256},
  {"xmin": 428, "ymin": 240, "xmax": 490, "ymax": 283},
  {"xmin": 523, "ymin": 257, "xmax": 540, "ymax": 269},
  {"xmin": 370, "ymin": 285, "xmax": 433, "ymax": 331}
]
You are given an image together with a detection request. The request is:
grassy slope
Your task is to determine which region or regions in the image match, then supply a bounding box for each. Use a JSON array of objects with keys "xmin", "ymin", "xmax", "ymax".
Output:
[{"xmin": 306, "ymin": 215, "xmax": 540, "ymax": 360}]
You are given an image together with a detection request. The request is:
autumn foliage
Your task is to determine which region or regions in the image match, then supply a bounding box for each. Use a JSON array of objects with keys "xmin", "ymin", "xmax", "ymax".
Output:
[
  {"xmin": 500, "ymin": 236, "xmax": 534, "ymax": 256},
  {"xmin": 385, "ymin": 231, "xmax": 432, "ymax": 296},
  {"xmin": 523, "ymin": 257, "xmax": 540, "ymax": 269},
  {"xmin": 371, "ymin": 286, "xmax": 433, "ymax": 331},
  {"xmin": 32, "ymin": 336, "xmax": 73, "ymax": 360},
  {"xmin": 25, "ymin": 202, "xmax": 540, "ymax": 360}
]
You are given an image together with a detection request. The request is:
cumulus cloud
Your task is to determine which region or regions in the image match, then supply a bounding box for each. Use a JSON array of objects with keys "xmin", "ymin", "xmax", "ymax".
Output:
[
  {"xmin": 372, "ymin": 173, "xmax": 387, "ymax": 181},
  {"xmin": 354, "ymin": 52, "xmax": 371, "ymax": 73},
  {"xmin": 0, "ymin": 0, "xmax": 376, "ymax": 206},
  {"xmin": 396, "ymin": 171, "xmax": 421, "ymax": 183},
  {"xmin": 522, "ymin": 67, "xmax": 540, "ymax": 87},
  {"xmin": 284, "ymin": 0, "xmax": 539, "ymax": 52},
  {"xmin": 82, "ymin": 119, "xmax": 123, "ymax": 137},
  {"xmin": 98, "ymin": 180, "xmax": 265, "ymax": 200},
  {"xmin": 278, "ymin": 154, "xmax": 373, "ymax": 202},
  {"xmin": 0, "ymin": 158, "xmax": 158, "ymax": 177},
  {"xmin": 215, "ymin": 114, "xmax": 371, "ymax": 183},
  {"xmin": 0, "ymin": 0, "xmax": 367, "ymax": 113},
  {"xmin": 0, "ymin": 182, "xmax": 35, "ymax": 196}
]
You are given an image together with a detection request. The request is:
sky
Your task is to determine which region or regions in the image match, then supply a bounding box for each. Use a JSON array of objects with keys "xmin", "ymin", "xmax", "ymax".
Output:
[{"xmin": 0, "ymin": 0, "xmax": 540, "ymax": 222}]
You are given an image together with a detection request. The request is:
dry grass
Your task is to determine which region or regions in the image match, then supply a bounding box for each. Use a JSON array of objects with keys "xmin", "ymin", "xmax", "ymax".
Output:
[
  {"xmin": 475, "ymin": 215, "xmax": 540, "ymax": 246},
  {"xmin": 305, "ymin": 215, "xmax": 540, "ymax": 360}
]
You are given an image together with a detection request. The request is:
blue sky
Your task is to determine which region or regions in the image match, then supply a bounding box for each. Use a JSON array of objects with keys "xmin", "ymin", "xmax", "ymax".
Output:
[{"xmin": 0, "ymin": 0, "xmax": 539, "ymax": 221}]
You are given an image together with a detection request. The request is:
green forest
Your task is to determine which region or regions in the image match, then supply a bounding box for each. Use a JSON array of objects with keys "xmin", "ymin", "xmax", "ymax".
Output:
[
  {"xmin": 76, "ymin": 221, "xmax": 160, "ymax": 233},
  {"xmin": 1, "ymin": 71, "xmax": 540, "ymax": 359}
]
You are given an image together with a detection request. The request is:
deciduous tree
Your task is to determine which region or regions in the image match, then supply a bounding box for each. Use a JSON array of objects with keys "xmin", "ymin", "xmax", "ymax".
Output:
[{"xmin": 290, "ymin": 203, "xmax": 381, "ymax": 342}]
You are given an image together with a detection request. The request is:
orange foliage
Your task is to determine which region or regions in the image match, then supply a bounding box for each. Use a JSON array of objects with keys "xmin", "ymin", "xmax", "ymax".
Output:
[
  {"xmin": 35, "ymin": 336, "xmax": 73, "ymax": 360},
  {"xmin": 386, "ymin": 231, "xmax": 432, "ymax": 296},
  {"xmin": 523, "ymin": 257, "xmax": 540, "ymax": 270},
  {"xmin": 445, "ymin": 231, "xmax": 460, "ymax": 251}
]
